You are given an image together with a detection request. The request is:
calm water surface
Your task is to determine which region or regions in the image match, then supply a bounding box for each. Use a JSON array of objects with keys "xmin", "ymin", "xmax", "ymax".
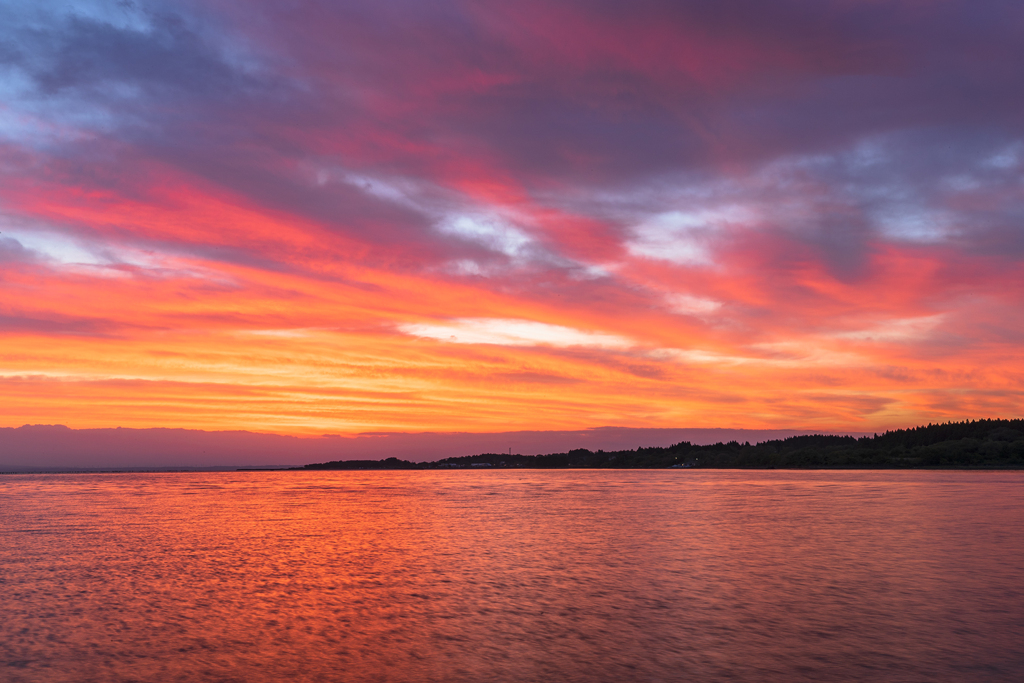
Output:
[{"xmin": 2, "ymin": 470, "xmax": 1023, "ymax": 682}]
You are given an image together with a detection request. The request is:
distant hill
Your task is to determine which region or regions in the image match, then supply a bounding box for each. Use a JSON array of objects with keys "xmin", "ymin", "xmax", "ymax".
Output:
[{"xmin": 301, "ymin": 419, "xmax": 1024, "ymax": 470}]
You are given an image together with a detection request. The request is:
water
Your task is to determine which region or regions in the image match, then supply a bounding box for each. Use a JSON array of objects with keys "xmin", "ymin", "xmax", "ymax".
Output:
[{"xmin": 2, "ymin": 470, "xmax": 1022, "ymax": 682}]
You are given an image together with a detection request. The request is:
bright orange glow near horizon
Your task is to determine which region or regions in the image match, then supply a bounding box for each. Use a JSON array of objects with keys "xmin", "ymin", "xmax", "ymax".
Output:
[{"xmin": 2, "ymin": 1, "xmax": 1022, "ymax": 437}]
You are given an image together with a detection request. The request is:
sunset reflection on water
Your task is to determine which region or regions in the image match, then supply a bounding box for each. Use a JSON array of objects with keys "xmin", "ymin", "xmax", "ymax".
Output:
[{"xmin": 2, "ymin": 471, "xmax": 1023, "ymax": 682}]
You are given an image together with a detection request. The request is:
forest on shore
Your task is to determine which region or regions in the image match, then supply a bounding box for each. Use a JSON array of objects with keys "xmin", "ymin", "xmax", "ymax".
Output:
[{"xmin": 299, "ymin": 419, "xmax": 1024, "ymax": 470}]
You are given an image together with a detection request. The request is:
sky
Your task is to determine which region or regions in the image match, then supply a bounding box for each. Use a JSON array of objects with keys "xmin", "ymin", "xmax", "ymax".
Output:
[{"xmin": 1, "ymin": 0, "xmax": 1022, "ymax": 439}]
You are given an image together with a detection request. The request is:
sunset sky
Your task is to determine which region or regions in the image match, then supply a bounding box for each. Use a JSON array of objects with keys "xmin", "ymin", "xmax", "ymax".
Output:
[{"xmin": 2, "ymin": 0, "xmax": 1022, "ymax": 437}]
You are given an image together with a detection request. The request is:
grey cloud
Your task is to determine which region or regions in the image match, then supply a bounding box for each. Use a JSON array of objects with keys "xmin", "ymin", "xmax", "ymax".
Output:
[
  {"xmin": 5, "ymin": 10, "xmax": 246, "ymax": 97},
  {"xmin": 0, "ymin": 312, "xmax": 124, "ymax": 337},
  {"xmin": 4, "ymin": 0, "xmax": 1024, "ymax": 286},
  {"xmin": 0, "ymin": 236, "xmax": 36, "ymax": 264}
]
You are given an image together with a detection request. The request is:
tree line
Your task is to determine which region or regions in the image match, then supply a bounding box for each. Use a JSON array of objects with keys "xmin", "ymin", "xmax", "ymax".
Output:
[{"xmin": 298, "ymin": 419, "xmax": 1024, "ymax": 470}]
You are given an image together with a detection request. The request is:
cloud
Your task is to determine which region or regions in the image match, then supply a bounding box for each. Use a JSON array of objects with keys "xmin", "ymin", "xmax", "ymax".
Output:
[
  {"xmin": 0, "ymin": 234, "xmax": 35, "ymax": 263},
  {"xmin": 834, "ymin": 315, "xmax": 946, "ymax": 344},
  {"xmin": 664, "ymin": 293, "xmax": 722, "ymax": 316},
  {"xmin": 626, "ymin": 208, "xmax": 749, "ymax": 265},
  {"xmin": 1, "ymin": 1, "xmax": 271, "ymax": 97},
  {"xmin": 0, "ymin": 312, "xmax": 122, "ymax": 337},
  {"xmin": 400, "ymin": 318, "xmax": 634, "ymax": 350},
  {"xmin": 2, "ymin": 0, "xmax": 1024, "ymax": 436}
]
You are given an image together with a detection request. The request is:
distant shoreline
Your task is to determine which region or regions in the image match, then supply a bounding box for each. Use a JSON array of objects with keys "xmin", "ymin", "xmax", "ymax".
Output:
[
  {"xmin": 293, "ymin": 419, "xmax": 1024, "ymax": 472},
  {"xmin": 4, "ymin": 419, "xmax": 1021, "ymax": 473}
]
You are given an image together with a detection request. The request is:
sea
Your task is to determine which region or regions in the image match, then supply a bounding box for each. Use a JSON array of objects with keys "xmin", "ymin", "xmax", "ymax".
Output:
[{"xmin": 2, "ymin": 470, "xmax": 1022, "ymax": 682}]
